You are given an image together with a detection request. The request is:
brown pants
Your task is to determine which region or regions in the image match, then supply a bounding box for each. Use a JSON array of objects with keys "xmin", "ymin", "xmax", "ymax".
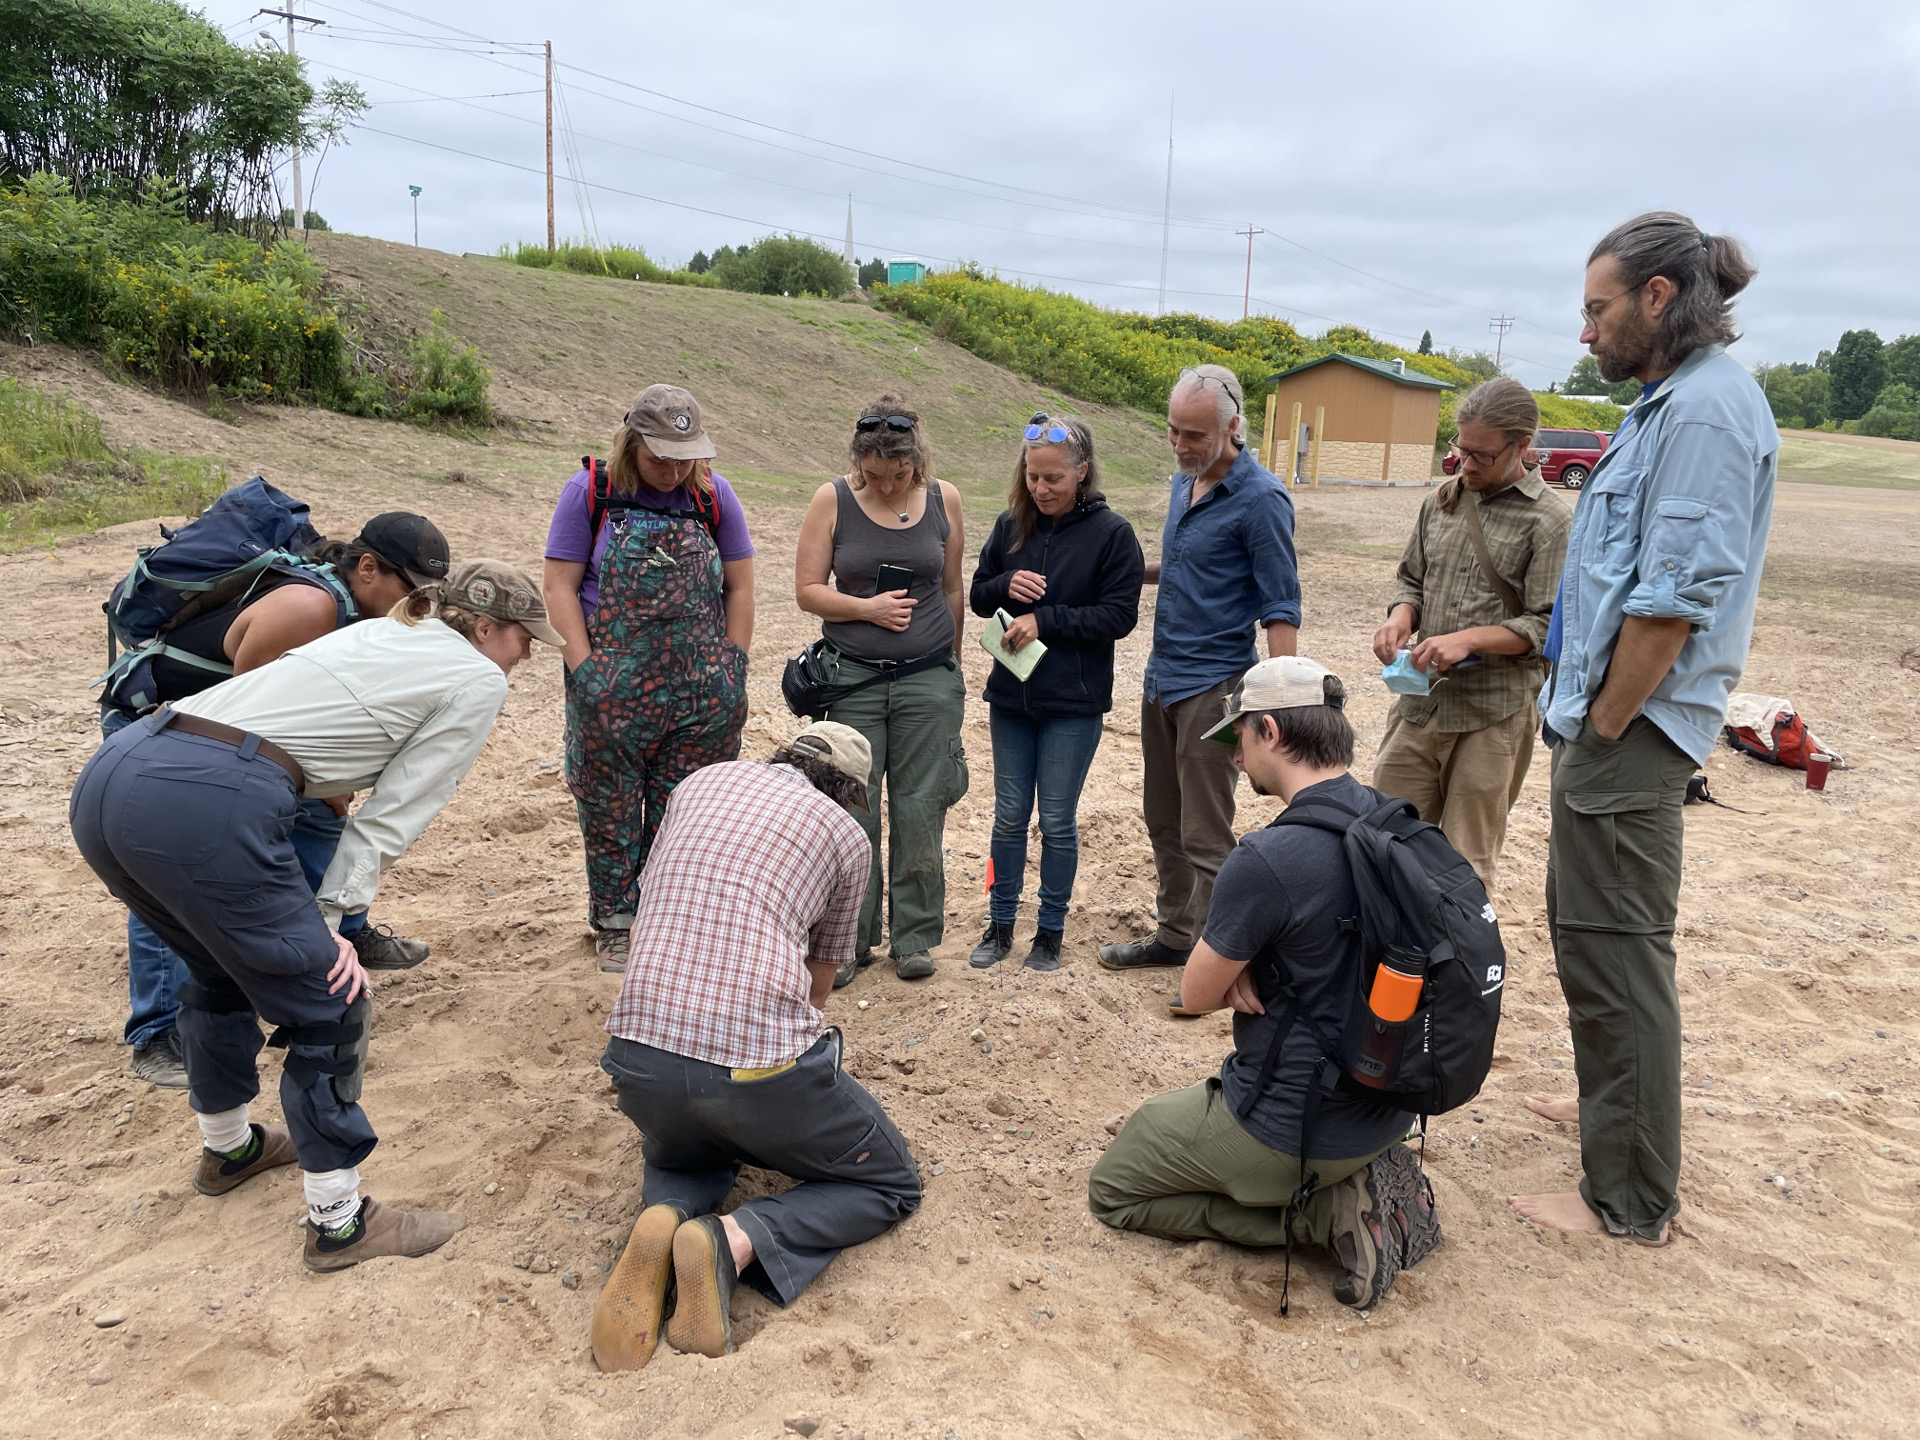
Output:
[
  {"xmin": 1371, "ymin": 700, "xmax": 1536, "ymax": 888},
  {"xmin": 1141, "ymin": 678, "xmax": 1242, "ymax": 951}
]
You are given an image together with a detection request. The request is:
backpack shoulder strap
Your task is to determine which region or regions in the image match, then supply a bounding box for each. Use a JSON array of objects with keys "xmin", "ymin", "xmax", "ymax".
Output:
[
  {"xmin": 692, "ymin": 475, "xmax": 724, "ymax": 546},
  {"xmin": 584, "ymin": 457, "xmax": 613, "ymax": 545}
]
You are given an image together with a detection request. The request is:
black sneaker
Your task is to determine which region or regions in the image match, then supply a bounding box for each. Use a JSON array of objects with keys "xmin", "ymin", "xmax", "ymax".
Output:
[
  {"xmin": 127, "ymin": 1027, "xmax": 189, "ymax": 1089},
  {"xmin": 1022, "ymin": 929, "xmax": 1063, "ymax": 972},
  {"xmin": 832, "ymin": 949, "xmax": 876, "ymax": 990},
  {"xmin": 1096, "ymin": 938, "xmax": 1189, "ymax": 971},
  {"xmin": 969, "ymin": 921, "xmax": 1014, "ymax": 970},
  {"xmin": 352, "ymin": 924, "xmax": 430, "ymax": 971}
]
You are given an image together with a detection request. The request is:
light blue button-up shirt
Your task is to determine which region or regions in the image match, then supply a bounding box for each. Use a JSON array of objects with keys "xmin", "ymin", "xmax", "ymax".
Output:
[{"xmin": 1541, "ymin": 344, "xmax": 1779, "ymax": 764}]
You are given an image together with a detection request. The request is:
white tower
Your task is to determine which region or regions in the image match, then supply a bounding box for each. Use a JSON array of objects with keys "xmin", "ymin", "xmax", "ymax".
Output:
[{"xmin": 844, "ymin": 194, "xmax": 857, "ymax": 286}]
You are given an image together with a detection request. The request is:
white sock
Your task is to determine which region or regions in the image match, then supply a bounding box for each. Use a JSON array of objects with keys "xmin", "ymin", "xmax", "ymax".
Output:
[
  {"xmin": 303, "ymin": 1167, "xmax": 363, "ymax": 1233},
  {"xmin": 197, "ymin": 1105, "xmax": 252, "ymax": 1155}
]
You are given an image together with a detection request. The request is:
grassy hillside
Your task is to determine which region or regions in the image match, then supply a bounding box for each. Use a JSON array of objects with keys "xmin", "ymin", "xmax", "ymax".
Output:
[{"xmin": 309, "ymin": 235, "xmax": 1178, "ymax": 521}]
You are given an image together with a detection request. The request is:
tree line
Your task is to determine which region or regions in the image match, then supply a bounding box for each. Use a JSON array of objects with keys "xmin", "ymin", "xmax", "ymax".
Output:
[{"xmin": 1753, "ymin": 330, "xmax": 1920, "ymax": 440}]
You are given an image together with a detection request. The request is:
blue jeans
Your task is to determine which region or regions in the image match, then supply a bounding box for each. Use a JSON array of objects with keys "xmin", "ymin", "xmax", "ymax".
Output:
[
  {"xmin": 102, "ymin": 708, "xmax": 364, "ymax": 1048},
  {"xmin": 987, "ymin": 707, "xmax": 1104, "ymax": 932}
]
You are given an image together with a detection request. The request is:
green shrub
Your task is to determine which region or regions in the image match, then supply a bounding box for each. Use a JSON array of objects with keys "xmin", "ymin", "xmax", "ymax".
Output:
[
  {"xmin": 499, "ymin": 239, "xmax": 716, "ymax": 288},
  {"xmin": 707, "ymin": 234, "xmax": 852, "ymax": 297},
  {"xmin": 400, "ymin": 309, "xmax": 491, "ymax": 425},
  {"xmin": 0, "ymin": 376, "xmax": 226, "ymax": 549},
  {"xmin": 1844, "ymin": 381, "xmax": 1920, "ymax": 442}
]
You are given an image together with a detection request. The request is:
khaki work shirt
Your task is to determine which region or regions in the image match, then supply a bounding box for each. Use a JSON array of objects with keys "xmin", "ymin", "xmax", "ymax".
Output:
[{"xmin": 1388, "ymin": 466, "xmax": 1571, "ymax": 732}]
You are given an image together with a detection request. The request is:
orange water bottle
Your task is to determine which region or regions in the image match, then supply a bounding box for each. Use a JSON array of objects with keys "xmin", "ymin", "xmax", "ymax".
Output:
[{"xmin": 1368, "ymin": 952, "xmax": 1426, "ymax": 1023}]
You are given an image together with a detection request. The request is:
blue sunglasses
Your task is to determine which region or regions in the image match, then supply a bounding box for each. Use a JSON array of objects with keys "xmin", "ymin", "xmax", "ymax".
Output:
[{"xmin": 1025, "ymin": 413, "xmax": 1075, "ymax": 444}]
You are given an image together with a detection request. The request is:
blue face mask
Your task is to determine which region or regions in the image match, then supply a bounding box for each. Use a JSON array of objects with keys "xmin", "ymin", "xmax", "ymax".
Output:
[{"xmin": 1381, "ymin": 650, "xmax": 1433, "ymax": 695}]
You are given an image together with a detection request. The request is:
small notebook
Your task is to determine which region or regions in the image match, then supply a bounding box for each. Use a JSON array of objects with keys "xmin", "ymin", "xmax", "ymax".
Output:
[{"xmin": 980, "ymin": 608, "xmax": 1047, "ymax": 681}]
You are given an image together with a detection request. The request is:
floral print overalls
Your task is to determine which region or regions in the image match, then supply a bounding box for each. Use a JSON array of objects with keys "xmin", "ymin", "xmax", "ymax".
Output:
[{"xmin": 564, "ymin": 491, "xmax": 748, "ymax": 931}]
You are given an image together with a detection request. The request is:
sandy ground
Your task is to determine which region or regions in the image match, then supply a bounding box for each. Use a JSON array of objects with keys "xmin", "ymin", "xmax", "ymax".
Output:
[{"xmin": 2, "ymin": 352, "xmax": 1918, "ymax": 1440}]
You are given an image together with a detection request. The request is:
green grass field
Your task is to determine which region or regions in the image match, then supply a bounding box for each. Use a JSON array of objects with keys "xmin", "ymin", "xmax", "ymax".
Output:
[{"xmin": 1776, "ymin": 435, "xmax": 1920, "ymax": 490}]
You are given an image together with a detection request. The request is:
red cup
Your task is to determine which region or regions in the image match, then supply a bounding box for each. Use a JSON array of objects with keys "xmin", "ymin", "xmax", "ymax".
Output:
[{"xmin": 1805, "ymin": 752, "xmax": 1832, "ymax": 791}]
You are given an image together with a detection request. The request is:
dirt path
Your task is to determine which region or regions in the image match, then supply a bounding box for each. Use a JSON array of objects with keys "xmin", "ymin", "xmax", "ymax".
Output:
[{"xmin": 1, "ymin": 359, "xmax": 1916, "ymax": 1440}]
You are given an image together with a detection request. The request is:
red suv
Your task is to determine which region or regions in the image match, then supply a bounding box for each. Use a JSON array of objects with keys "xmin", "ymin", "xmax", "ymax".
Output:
[{"xmin": 1442, "ymin": 427, "xmax": 1609, "ymax": 489}]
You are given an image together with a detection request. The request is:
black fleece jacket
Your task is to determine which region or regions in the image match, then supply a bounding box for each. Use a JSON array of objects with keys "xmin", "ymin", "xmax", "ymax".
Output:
[{"xmin": 968, "ymin": 495, "xmax": 1145, "ymax": 716}]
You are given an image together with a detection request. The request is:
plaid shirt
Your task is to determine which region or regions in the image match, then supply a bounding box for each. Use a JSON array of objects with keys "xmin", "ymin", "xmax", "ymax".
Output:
[
  {"xmin": 605, "ymin": 761, "xmax": 870, "ymax": 1068},
  {"xmin": 1389, "ymin": 467, "xmax": 1571, "ymax": 732}
]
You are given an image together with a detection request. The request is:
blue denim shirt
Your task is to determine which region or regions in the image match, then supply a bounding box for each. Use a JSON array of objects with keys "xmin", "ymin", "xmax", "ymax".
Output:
[
  {"xmin": 1541, "ymin": 344, "xmax": 1779, "ymax": 764},
  {"xmin": 1143, "ymin": 444, "xmax": 1301, "ymax": 706}
]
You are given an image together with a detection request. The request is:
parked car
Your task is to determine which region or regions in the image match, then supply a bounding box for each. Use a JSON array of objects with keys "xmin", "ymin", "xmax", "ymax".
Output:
[{"xmin": 1441, "ymin": 427, "xmax": 1610, "ymax": 489}]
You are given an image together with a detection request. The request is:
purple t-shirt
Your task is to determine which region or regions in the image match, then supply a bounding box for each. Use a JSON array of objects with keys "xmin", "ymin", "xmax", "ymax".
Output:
[{"xmin": 544, "ymin": 467, "xmax": 755, "ymax": 613}]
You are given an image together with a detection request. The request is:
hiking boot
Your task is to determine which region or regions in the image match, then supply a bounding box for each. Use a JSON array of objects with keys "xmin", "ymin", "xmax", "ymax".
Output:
[
  {"xmin": 1373, "ymin": 1142, "xmax": 1443, "ymax": 1269},
  {"xmin": 1097, "ymin": 938, "xmax": 1190, "ymax": 971},
  {"xmin": 833, "ymin": 949, "xmax": 875, "ymax": 990},
  {"xmin": 596, "ymin": 928, "xmax": 629, "ymax": 975},
  {"xmin": 968, "ymin": 921, "xmax": 1014, "ymax": 970},
  {"xmin": 592, "ymin": 1204, "xmax": 683, "ymax": 1372},
  {"xmin": 1326, "ymin": 1162, "xmax": 1405, "ymax": 1310},
  {"xmin": 193, "ymin": 1122, "xmax": 296, "ymax": 1197},
  {"xmin": 127, "ymin": 1028, "xmax": 189, "ymax": 1089},
  {"xmin": 352, "ymin": 924, "xmax": 429, "ymax": 971},
  {"xmin": 1023, "ymin": 928, "xmax": 1063, "ymax": 973},
  {"xmin": 303, "ymin": 1195, "xmax": 466, "ymax": 1273},
  {"xmin": 893, "ymin": 950, "xmax": 935, "ymax": 981},
  {"xmin": 666, "ymin": 1214, "xmax": 737, "ymax": 1358}
]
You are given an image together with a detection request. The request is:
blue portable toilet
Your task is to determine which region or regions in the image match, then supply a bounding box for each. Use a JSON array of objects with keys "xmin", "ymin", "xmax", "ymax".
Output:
[{"xmin": 886, "ymin": 257, "xmax": 927, "ymax": 286}]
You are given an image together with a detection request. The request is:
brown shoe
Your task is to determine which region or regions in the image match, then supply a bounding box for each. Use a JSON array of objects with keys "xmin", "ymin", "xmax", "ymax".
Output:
[
  {"xmin": 596, "ymin": 927, "xmax": 629, "ymax": 974},
  {"xmin": 665, "ymin": 1215, "xmax": 737, "ymax": 1358},
  {"xmin": 591, "ymin": 1204, "xmax": 682, "ymax": 1372},
  {"xmin": 192, "ymin": 1123, "xmax": 296, "ymax": 1197},
  {"xmin": 303, "ymin": 1195, "xmax": 465, "ymax": 1273}
]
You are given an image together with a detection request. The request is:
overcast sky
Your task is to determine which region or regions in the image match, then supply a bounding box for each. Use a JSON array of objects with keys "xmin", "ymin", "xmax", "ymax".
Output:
[{"xmin": 198, "ymin": 0, "xmax": 1920, "ymax": 387}]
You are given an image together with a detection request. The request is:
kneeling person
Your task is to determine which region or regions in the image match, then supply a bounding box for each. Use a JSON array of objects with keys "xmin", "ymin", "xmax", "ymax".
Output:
[
  {"xmin": 1088, "ymin": 658, "xmax": 1439, "ymax": 1310},
  {"xmin": 69, "ymin": 561, "xmax": 557, "ymax": 1270},
  {"xmin": 593, "ymin": 723, "xmax": 921, "ymax": 1370}
]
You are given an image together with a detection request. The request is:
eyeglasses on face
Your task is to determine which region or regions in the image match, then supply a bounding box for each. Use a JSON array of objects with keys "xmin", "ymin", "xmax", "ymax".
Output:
[
  {"xmin": 1025, "ymin": 413, "xmax": 1075, "ymax": 444},
  {"xmin": 1453, "ymin": 437, "xmax": 1521, "ymax": 467},
  {"xmin": 1178, "ymin": 368, "xmax": 1243, "ymax": 416},
  {"xmin": 856, "ymin": 413, "xmax": 917, "ymax": 433},
  {"xmin": 1580, "ymin": 283, "xmax": 1643, "ymax": 327}
]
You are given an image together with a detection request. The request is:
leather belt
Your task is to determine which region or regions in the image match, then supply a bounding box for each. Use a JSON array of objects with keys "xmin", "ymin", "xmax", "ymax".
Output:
[{"xmin": 158, "ymin": 708, "xmax": 306, "ymax": 795}]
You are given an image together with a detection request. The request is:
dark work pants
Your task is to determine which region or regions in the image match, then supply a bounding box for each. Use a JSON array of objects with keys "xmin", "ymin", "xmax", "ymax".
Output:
[
  {"xmin": 1141, "ymin": 677, "xmax": 1243, "ymax": 951},
  {"xmin": 70, "ymin": 716, "xmax": 376, "ymax": 1172},
  {"xmin": 601, "ymin": 1029, "xmax": 921, "ymax": 1305},
  {"xmin": 1546, "ymin": 716, "xmax": 1695, "ymax": 1241}
]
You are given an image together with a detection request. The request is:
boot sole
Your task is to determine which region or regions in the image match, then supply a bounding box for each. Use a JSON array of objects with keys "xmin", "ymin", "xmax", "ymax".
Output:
[
  {"xmin": 591, "ymin": 1205, "xmax": 680, "ymax": 1371},
  {"xmin": 666, "ymin": 1221, "xmax": 733, "ymax": 1359},
  {"xmin": 1378, "ymin": 1144, "xmax": 1443, "ymax": 1268}
]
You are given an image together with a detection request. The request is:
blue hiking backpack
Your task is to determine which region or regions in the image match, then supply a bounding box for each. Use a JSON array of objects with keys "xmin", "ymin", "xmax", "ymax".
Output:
[{"xmin": 95, "ymin": 477, "xmax": 356, "ymax": 715}]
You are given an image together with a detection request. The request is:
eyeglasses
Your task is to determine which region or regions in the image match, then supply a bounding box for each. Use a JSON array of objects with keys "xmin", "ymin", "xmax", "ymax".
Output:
[
  {"xmin": 1453, "ymin": 438, "xmax": 1519, "ymax": 467},
  {"xmin": 1580, "ymin": 284, "xmax": 1642, "ymax": 327},
  {"xmin": 856, "ymin": 413, "xmax": 916, "ymax": 434},
  {"xmin": 1025, "ymin": 413, "xmax": 1075, "ymax": 444},
  {"xmin": 1178, "ymin": 367, "xmax": 1243, "ymax": 416}
]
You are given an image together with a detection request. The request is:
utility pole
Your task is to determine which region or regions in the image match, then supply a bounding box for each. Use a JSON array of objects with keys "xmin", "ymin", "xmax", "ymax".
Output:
[
  {"xmin": 1156, "ymin": 90, "xmax": 1174, "ymax": 316},
  {"xmin": 1236, "ymin": 224, "xmax": 1264, "ymax": 320},
  {"xmin": 544, "ymin": 41, "xmax": 555, "ymax": 251},
  {"xmin": 1489, "ymin": 314, "xmax": 1514, "ymax": 368},
  {"xmin": 255, "ymin": 10, "xmax": 324, "ymax": 224},
  {"xmin": 409, "ymin": 185, "xmax": 421, "ymax": 247}
]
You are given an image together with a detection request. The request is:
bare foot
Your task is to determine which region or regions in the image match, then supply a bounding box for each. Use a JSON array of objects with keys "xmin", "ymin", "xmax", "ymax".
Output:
[
  {"xmin": 1524, "ymin": 1093, "xmax": 1579, "ymax": 1123},
  {"xmin": 1508, "ymin": 1190, "xmax": 1607, "ymax": 1232}
]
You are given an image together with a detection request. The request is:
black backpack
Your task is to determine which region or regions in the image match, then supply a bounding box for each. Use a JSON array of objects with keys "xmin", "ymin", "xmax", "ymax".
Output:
[{"xmin": 1241, "ymin": 792, "xmax": 1505, "ymax": 1310}]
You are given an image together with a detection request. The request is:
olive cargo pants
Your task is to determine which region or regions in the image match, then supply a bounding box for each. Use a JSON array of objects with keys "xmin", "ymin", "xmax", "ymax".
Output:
[{"xmin": 1546, "ymin": 715, "xmax": 1696, "ymax": 1242}]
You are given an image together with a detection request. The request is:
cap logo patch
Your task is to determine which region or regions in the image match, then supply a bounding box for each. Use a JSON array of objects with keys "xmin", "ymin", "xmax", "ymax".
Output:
[
  {"xmin": 507, "ymin": 588, "xmax": 533, "ymax": 618},
  {"xmin": 465, "ymin": 578, "xmax": 497, "ymax": 607},
  {"xmin": 671, "ymin": 411, "xmax": 693, "ymax": 432}
]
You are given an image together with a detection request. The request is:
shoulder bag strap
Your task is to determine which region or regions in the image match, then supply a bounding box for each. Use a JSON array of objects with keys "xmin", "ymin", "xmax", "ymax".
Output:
[
  {"xmin": 1461, "ymin": 492, "xmax": 1524, "ymax": 619},
  {"xmin": 585, "ymin": 457, "xmax": 611, "ymax": 545}
]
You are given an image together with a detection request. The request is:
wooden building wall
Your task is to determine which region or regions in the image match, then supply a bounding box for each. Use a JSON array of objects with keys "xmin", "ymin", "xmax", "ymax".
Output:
[{"xmin": 1268, "ymin": 362, "xmax": 1443, "ymax": 483}]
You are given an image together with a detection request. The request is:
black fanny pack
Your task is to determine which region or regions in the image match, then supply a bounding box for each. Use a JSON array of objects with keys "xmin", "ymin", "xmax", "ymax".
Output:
[{"xmin": 781, "ymin": 642, "xmax": 952, "ymax": 720}]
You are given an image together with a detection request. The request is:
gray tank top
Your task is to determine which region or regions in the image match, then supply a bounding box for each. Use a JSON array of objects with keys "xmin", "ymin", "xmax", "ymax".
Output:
[{"xmin": 821, "ymin": 475, "xmax": 952, "ymax": 663}]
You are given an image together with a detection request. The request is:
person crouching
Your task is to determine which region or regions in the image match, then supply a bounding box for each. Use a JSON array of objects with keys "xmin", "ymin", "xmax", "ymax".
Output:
[
  {"xmin": 592, "ymin": 722, "xmax": 922, "ymax": 1370},
  {"xmin": 68, "ymin": 560, "xmax": 559, "ymax": 1270}
]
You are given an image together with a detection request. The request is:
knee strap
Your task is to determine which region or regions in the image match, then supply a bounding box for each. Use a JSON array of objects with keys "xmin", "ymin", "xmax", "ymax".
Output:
[
  {"xmin": 179, "ymin": 979, "xmax": 253, "ymax": 1015},
  {"xmin": 270, "ymin": 992, "xmax": 371, "ymax": 1103}
]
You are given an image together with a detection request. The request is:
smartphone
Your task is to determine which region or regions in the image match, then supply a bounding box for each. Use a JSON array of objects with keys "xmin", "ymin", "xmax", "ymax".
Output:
[{"xmin": 875, "ymin": 563, "xmax": 914, "ymax": 595}]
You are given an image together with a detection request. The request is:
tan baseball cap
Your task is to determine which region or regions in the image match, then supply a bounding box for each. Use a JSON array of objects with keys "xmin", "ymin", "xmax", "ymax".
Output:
[
  {"xmin": 439, "ymin": 559, "xmax": 566, "ymax": 647},
  {"xmin": 626, "ymin": 383, "xmax": 716, "ymax": 462},
  {"xmin": 788, "ymin": 720, "xmax": 873, "ymax": 807},
  {"xmin": 1204, "ymin": 656, "xmax": 1341, "ymax": 745}
]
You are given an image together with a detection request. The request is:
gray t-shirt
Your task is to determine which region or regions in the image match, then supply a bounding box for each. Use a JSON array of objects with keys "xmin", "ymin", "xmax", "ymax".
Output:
[
  {"xmin": 1205, "ymin": 774, "xmax": 1414, "ymax": 1159},
  {"xmin": 821, "ymin": 476, "xmax": 952, "ymax": 664}
]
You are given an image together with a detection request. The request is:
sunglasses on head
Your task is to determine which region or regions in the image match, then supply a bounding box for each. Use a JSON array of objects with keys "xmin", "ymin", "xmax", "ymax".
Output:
[
  {"xmin": 1025, "ymin": 413, "xmax": 1075, "ymax": 445},
  {"xmin": 856, "ymin": 413, "xmax": 917, "ymax": 434},
  {"xmin": 1178, "ymin": 367, "xmax": 1243, "ymax": 417}
]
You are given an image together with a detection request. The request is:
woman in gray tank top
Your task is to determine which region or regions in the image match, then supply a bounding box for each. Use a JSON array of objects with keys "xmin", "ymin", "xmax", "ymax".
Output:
[{"xmin": 796, "ymin": 397, "xmax": 968, "ymax": 984}]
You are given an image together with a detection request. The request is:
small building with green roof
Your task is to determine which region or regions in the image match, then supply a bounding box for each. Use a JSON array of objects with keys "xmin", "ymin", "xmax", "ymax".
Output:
[{"xmin": 1265, "ymin": 352, "xmax": 1452, "ymax": 484}]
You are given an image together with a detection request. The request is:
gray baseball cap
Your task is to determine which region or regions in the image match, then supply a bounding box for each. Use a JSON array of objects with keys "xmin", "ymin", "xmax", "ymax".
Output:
[
  {"xmin": 626, "ymin": 383, "xmax": 716, "ymax": 462},
  {"xmin": 1204, "ymin": 657, "xmax": 1341, "ymax": 745}
]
